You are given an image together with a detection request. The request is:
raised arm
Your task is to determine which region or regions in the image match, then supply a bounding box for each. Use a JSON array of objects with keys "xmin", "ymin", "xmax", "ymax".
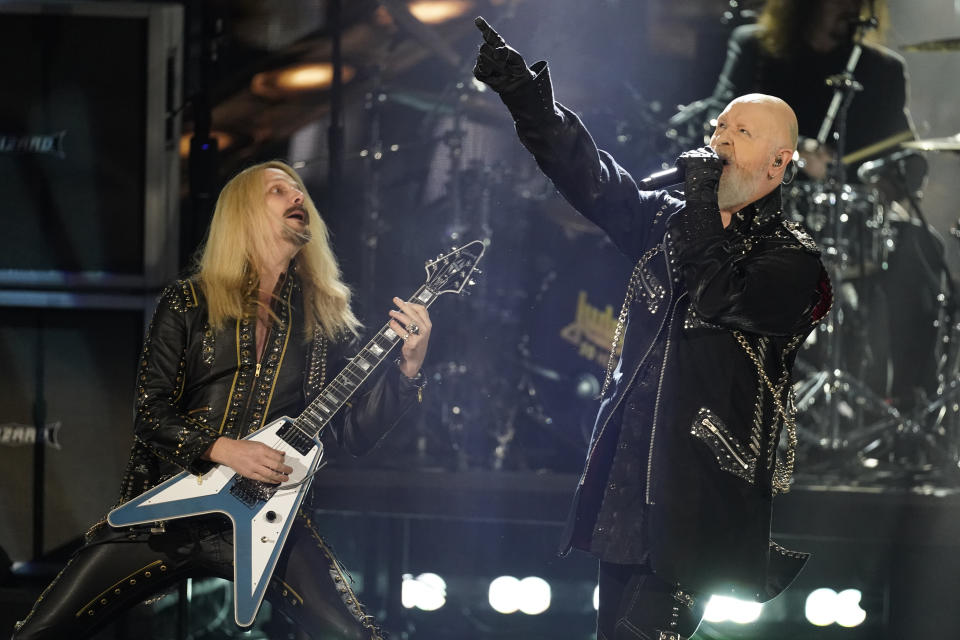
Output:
[{"xmin": 473, "ymin": 16, "xmax": 668, "ymax": 263}]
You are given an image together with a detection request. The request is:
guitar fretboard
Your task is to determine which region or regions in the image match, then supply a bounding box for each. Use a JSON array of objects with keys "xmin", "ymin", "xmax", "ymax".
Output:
[{"xmin": 291, "ymin": 285, "xmax": 438, "ymax": 439}]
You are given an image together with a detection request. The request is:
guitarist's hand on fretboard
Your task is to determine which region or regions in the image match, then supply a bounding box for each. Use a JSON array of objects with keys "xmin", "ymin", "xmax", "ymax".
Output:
[
  {"xmin": 204, "ymin": 437, "xmax": 292, "ymax": 483},
  {"xmin": 388, "ymin": 296, "xmax": 433, "ymax": 378}
]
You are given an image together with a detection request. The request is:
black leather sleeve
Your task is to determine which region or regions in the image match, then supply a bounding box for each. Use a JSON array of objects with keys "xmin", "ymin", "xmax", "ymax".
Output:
[
  {"xmin": 496, "ymin": 61, "xmax": 663, "ymax": 263},
  {"xmin": 668, "ymin": 219, "xmax": 824, "ymax": 336},
  {"xmin": 133, "ymin": 283, "xmax": 219, "ymax": 475},
  {"xmin": 323, "ymin": 338, "xmax": 422, "ymax": 456}
]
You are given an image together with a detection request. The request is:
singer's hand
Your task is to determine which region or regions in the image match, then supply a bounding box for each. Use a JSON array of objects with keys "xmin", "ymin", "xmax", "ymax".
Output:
[
  {"xmin": 473, "ymin": 16, "xmax": 535, "ymax": 94},
  {"xmin": 677, "ymin": 147, "xmax": 723, "ymax": 205}
]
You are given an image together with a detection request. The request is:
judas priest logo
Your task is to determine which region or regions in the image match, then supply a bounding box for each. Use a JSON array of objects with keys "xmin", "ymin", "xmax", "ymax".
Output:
[
  {"xmin": 560, "ymin": 290, "xmax": 620, "ymax": 368},
  {"xmin": 0, "ymin": 422, "xmax": 62, "ymax": 449},
  {"xmin": 0, "ymin": 131, "xmax": 66, "ymax": 158}
]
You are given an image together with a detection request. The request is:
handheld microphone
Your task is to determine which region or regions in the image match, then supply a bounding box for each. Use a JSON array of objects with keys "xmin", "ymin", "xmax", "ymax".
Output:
[{"xmin": 639, "ymin": 166, "xmax": 684, "ymax": 190}]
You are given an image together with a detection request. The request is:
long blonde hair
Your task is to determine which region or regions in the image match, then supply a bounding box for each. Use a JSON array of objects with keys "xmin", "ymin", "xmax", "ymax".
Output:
[{"xmin": 197, "ymin": 160, "xmax": 361, "ymax": 340}]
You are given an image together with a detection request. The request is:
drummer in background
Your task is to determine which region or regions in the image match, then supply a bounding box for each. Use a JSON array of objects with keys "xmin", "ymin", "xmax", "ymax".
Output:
[{"xmin": 675, "ymin": 0, "xmax": 917, "ymax": 180}]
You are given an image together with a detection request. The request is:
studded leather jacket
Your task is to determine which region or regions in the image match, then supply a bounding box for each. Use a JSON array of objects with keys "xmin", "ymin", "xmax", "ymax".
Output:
[
  {"xmin": 496, "ymin": 62, "xmax": 832, "ymax": 601},
  {"xmin": 116, "ymin": 271, "xmax": 422, "ymax": 506}
]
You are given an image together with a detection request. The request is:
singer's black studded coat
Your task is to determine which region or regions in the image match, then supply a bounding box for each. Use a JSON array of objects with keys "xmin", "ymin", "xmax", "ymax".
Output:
[{"xmin": 497, "ymin": 62, "xmax": 832, "ymax": 601}]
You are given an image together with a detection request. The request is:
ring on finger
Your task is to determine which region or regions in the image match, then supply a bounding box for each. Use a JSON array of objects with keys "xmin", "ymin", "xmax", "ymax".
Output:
[{"xmin": 406, "ymin": 322, "xmax": 420, "ymax": 336}]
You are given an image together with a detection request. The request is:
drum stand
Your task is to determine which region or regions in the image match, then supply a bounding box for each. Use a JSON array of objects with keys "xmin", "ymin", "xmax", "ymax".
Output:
[
  {"xmin": 791, "ymin": 17, "xmax": 914, "ymax": 481},
  {"xmin": 889, "ymin": 225, "xmax": 960, "ymax": 481},
  {"xmin": 795, "ymin": 59, "xmax": 960, "ymax": 484}
]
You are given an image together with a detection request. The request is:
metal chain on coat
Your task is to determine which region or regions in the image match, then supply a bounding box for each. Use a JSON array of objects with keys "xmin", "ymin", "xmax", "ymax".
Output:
[
  {"xmin": 732, "ymin": 330, "xmax": 802, "ymax": 494},
  {"xmin": 600, "ymin": 247, "xmax": 661, "ymax": 397}
]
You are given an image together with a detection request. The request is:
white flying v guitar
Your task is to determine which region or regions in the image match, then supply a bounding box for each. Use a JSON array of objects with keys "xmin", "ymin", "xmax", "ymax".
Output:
[{"xmin": 108, "ymin": 240, "xmax": 485, "ymax": 626}]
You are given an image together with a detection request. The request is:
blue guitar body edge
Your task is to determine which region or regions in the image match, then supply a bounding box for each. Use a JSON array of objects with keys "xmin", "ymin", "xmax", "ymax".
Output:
[{"xmin": 107, "ymin": 426, "xmax": 321, "ymax": 626}]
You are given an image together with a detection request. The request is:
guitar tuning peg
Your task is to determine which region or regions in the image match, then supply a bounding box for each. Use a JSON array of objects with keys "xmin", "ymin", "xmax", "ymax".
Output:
[
  {"xmin": 473, "ymin": 269, "xmax": 483, "ymax": 275},
  {"xmin": 468, "ymin": 279, "xmax": 476, "ymax": 286}
]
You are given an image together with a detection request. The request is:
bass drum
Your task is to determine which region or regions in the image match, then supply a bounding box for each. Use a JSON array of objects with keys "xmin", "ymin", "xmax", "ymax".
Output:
[{"xmin": 516, "ymin": 224, "xmax": 632, "ymax": 471}]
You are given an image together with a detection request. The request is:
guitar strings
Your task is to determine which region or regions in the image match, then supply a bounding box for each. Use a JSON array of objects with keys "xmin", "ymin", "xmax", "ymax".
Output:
[
  {"xmin": 259, "ymin": 246, "xmax": 481, "ymax": 485},
  {"xmin": 264, "ymin": 292, "xmax": 434, "ymax": 485}
]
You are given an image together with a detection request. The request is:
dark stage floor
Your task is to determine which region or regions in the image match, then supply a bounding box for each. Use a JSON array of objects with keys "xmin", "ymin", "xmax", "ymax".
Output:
[{"xmin": 4, "ymin": 469, "xmax": 960, "ymax": 639}]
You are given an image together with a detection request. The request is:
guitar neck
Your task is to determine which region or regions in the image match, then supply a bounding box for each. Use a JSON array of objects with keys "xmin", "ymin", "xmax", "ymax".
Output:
[{"xmin": 293, "ymin": 285, "xmax": 439, "ymax": 438}]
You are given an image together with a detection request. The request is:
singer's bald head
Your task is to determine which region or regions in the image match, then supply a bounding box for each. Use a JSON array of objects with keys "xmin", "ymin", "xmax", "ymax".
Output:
[
  {"xmin": 710, "ymin": 94, "xmax": 799, "ymax": 213},
  {"xmin": 727, "ymin": 93, "xmax": 798, "ymax": 151}
]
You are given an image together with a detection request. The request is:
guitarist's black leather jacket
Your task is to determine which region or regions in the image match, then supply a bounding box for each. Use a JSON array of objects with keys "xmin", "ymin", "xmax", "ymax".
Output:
[{"xmin": 115, "ymin": 270, "xmax": 422, "ymax": 507}]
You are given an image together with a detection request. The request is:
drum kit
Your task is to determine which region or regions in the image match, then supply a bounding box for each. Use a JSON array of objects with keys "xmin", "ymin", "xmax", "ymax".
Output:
[
  {"xmin": 782, "ymin": 35, "xmax": 960, "ymax": 486},
  {"xmin": 787, "ymin": 148, "xmax": 960, "ymax": 485}
]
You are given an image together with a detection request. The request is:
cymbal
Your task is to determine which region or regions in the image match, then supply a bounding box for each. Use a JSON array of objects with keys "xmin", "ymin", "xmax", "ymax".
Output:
[
  {"xmin": 901, "ymin": 37, "xmax": 960, "ymax": 52},
  {"xmin": 901, "ymin": 134, "xmax": 960, "ymax": 152}
]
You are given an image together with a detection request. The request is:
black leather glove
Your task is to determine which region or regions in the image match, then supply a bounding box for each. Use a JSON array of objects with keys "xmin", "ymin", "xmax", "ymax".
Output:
[
  {"xmin": 473, "ymin": 16, "xmax": 535, "ymax": 94},
  {"xmin": 677, "ymin": 146, "xmax": 723, "ymax": 205}
]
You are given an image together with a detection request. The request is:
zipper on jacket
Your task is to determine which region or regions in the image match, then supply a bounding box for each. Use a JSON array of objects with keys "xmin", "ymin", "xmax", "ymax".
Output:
[
  {"xmin": 701, "ymin": 416, "xmax": 749, "ymax": 469},
  {"xmin": 238, "ymin": 325, "xmax": 270, "ymax": 435},
  {"xmin": 645, "ymin": 295, "xmax": 684, "ymax": 505},
  {"xmin": 579, "ymin": 248, "xmax": 674, "ymax": 490},
  {"xmin": 580, "ymin": 304, "xmax": 669, "ymax": 484}
]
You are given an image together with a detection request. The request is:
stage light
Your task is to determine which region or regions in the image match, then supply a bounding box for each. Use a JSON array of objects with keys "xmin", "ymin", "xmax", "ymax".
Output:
[
  {"xmin": 703, "ymin": 595, "xmax": 763, "ymax": 624},
  {"xmin": 594, "ymin": 585, "xmax": 600, "ymax": 611},
  {"xmin": 250, "ymin": 63, "xmax": 356, "ymax": 99},
  {"xmin": 178, "ymin": 131, "xmax": 235, "ymax": 158},
  {"xmin": 401, "ymin": 573, "xmax": 446, "ymax": 611},
  {"xmin": 488, "ymin": 576, "xmax": 552, "ymax": 615},
  {"xmin": 517, "ymin": 577, "xmax": 551, "ymax": 615},
  {"xmin": 489, "ymin": 576, "xmax": 520, "ymax": 614},
  {"xmin": 806, "ymin": 588, "xmax": 839, "ymax": 626},
  {"xmin": 805, "ymin": 588, "xmax": 866, "ymax": 627},
  {"xmin": 835, "ymin": 589, "xmax": 867, "ymax": 627},
  {"xmin": 408, "ymin": 1, "xmax": 473, "ymax": 24}
]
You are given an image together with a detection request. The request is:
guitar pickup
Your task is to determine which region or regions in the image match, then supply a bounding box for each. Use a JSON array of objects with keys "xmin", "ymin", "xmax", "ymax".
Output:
[{"xmin": 276, "ymin": 420, "xmax": 315, "ymax": 455}]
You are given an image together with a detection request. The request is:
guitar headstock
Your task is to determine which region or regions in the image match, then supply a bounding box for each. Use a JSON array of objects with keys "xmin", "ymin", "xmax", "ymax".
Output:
[{"xmin": 424, "ymin": 240, "xmax": 486, "ymax": 296}]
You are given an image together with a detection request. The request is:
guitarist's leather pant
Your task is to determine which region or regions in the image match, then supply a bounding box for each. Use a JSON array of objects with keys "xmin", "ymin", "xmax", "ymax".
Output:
[{"xmin": 11, "ymin": 513, "xmax": 383, "ymax": 640}]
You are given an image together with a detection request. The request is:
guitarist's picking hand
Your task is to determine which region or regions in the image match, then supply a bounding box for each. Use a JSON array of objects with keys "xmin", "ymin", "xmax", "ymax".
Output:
[{"xmin": 205, "ymin": 437, "xmax": 293, "ymax": 484}]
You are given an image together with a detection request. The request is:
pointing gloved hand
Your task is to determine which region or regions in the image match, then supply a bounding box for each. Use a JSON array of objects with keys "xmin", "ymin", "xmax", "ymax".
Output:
[
  {"xmin": 473, "ymin": 16, "xmax": 535, "ymax": 94},
  {"xmin": 677, "ymin": 146, "xmax": 724, "ymax": 205}
]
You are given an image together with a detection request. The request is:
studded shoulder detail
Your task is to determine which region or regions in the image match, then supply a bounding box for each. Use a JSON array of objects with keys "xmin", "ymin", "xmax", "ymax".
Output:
[
  {"xmin": 780, "ymin": 220, "xmax": 820, "ymax": 254},
  {"xmin": 159, "ymin": 279, "xmax": 200, "ymax": 313}
]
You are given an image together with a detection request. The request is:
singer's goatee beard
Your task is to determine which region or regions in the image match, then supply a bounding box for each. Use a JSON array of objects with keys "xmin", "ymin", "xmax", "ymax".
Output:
[
  {"xmin": 282, "ymin": 225, "xmax": 312, "ymax": 247},
  {"xmin": 717, "ymin": 168, "xmax": 763, "ymax": 212}
]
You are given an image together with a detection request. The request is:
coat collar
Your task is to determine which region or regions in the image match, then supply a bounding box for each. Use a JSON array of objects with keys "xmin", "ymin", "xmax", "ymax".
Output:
[{"xmin": 729, "ymin": 187, "xmax": 783, "ymax": 235}]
